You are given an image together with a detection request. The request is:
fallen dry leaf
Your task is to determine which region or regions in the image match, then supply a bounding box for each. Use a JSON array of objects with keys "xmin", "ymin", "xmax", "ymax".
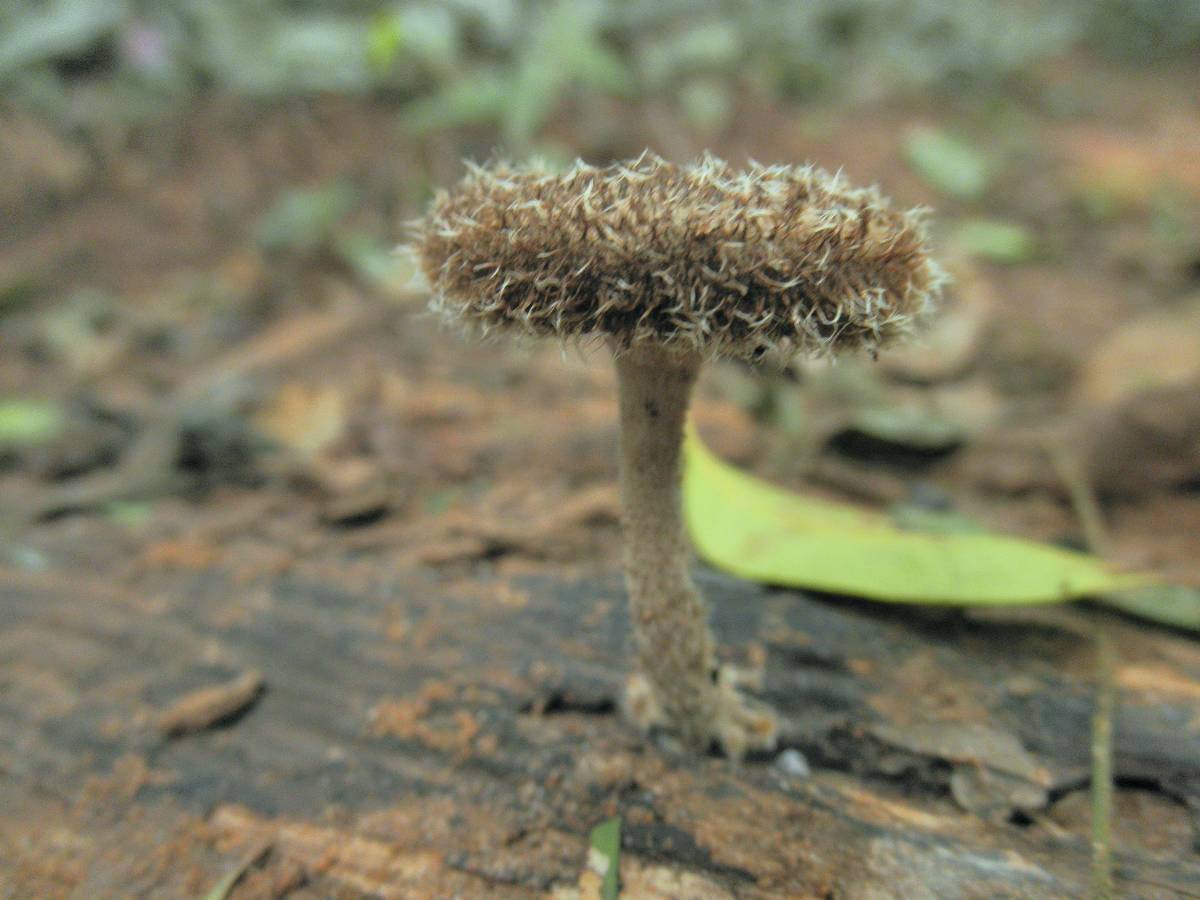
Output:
[
  {"xmin": 254, "ymin": 383, "xmax": 346, "ymax": 459},
  {"xmin": 1078, "ymin": 380, "xmax": 1200, "ymax": 497},
  {"xmin": 1074, "ymin": 299, "xmax": 1200, "ymax": 409}
]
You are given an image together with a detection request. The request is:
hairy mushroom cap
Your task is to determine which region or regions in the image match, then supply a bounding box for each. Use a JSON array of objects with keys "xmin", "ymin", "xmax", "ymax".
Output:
[{"xmin": 416, "ymin": 152, "xmax": 944, "ymax": 362}]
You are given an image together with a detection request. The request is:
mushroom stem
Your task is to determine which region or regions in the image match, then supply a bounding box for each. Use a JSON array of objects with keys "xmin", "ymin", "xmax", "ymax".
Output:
[{"xmin": 613, "ymin": 344, "xmax": 718, "ymax": 748}]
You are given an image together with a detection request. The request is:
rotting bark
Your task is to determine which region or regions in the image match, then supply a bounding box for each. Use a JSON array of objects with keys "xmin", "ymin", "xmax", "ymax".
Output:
[{"xmin": 2, "ymin": 562, "xmax": 1200, "ymax": 897}]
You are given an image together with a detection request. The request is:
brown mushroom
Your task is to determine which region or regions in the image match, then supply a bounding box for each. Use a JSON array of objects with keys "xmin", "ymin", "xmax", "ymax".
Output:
[{"xmin": 415, "ymin": 153, "xmax": 943, "ymax": 758}]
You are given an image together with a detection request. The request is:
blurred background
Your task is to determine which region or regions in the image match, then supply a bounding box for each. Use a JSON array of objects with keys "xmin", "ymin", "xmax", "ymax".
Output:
[
  {"xmin": 3, "ymin": 2, "xmax": 1200, "ymax": 894},
  {"xmin": 3, "ymin": 0, "xmax": 1199, "ymax": 581}
]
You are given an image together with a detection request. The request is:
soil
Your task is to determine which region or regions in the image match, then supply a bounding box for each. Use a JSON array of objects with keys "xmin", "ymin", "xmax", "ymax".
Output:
[{"xmin": 2, "ymin": 54, "xmax": 1199, "ymax": 898}]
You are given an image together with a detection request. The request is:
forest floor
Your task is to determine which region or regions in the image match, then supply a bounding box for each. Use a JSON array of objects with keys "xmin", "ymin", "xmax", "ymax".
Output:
[{"xmin": 2, "ymin": 53, "xmax": 1199, "ymax": 898}]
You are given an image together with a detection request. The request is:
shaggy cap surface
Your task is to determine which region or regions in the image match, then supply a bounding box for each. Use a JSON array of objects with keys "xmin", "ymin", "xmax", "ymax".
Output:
[{"xmin": 416, "ymin": 153, "xmax": 943, "ymax": 361}]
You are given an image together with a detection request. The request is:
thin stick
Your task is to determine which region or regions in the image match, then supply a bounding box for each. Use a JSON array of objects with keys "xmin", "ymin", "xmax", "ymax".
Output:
[
  {"xmin": 203, "ymin": 840, "xmax": 272, "ymax": 900},
  {"xmin": 1090, "ymin": 628, "xmax": 1116, "ymax": 900},
  {"xmin": 1049, "ymin": 443, "xmax": 1110, "ymax": 558},
  {"xmin": 1049, "ymin": 441, "xmax": 1117, "ymax": 898}
]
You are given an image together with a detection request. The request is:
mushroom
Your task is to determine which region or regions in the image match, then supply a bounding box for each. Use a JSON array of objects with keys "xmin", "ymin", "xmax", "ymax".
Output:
[{"xmin": 415, "ymin": 153, "xmax": 943, "ymax": 758}]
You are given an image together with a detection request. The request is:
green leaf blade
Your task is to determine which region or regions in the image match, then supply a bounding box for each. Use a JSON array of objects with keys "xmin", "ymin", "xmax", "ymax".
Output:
[
  {"xmin": 683, "ymin": 430, "xmax": 1141, "ymax": 605},
  {"xmin": 588, "ymin": 815, "xmax": 621, "ymax": 900},
  {"xmin": 1099, "ymin": 585, "xmax": 1200, "ymax": 633}
]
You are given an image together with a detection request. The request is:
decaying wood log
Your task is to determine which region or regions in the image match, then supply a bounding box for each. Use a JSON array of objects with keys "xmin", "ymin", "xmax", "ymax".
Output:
[{"xmin": 2, "ymin": 562, "xmax": 1199, "ymax": 897}]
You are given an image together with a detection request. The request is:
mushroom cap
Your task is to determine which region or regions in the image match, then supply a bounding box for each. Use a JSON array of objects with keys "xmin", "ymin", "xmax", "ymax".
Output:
[{"xmin": 415, "ymin": 153, "xmax": 944, "ymax": 362}]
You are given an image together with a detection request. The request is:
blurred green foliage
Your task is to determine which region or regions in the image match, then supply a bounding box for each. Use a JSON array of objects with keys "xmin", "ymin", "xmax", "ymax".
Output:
[
  {"xmin": 256, "ymin": 183, "xmax": 358, "ymax": 253},
  {"xmin": 953, "ymin": 218, "xmax": 1038, "ymax": 263},
  {"xmin": 0, "ymin": 398, "xmax": 65, "ymax": 449},
  {"xmin": 399, "ymin": 0, "xmax": 634, "ymax": 147},
  {"xmin": 904, "ymin": 127, "xmax": 991, "ymax": 200},
  {"xmin": 2, "ymin": 0, "xmax": 1197, "ymax": 145}
]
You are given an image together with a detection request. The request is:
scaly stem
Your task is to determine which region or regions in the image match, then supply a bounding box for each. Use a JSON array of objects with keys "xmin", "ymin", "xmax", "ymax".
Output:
[{"xmin": 614, "ymin": 344, "xmax": 718, "ymax": 748}]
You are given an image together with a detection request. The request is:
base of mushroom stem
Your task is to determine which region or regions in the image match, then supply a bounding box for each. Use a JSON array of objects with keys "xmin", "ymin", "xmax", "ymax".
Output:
[{"xmin": 623, "ymin": 666, "xmax": 778, "ymax": 761}]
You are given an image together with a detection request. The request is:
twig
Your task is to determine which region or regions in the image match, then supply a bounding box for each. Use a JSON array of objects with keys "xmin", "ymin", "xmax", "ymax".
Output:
[
  {"xmin": 1053, "ymin": 442, "xmax": 1118, "ymax": 899},
  {"xmin": 30, "ymin": 302, "xmax": 392, "ymax": 521},
  {"xmin": 1090, "ymin": 628, "xmax": 1116, "ymax": 900},
  {"xmin": 1049, "ymin": 443, "xmax": 1110, "ymax": 558}
]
